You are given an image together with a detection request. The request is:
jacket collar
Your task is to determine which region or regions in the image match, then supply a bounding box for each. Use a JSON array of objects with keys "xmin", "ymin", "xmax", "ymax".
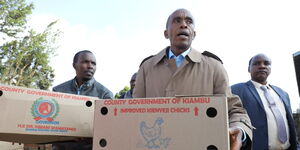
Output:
[
  {"xmin": 153, "ymin": 46, "xmax": 203, "ymax": 65},
  {"xmin": 246, "ymin": 80, "xmax": 265, "ymax": 109},
  {"xmin": 246, "ymin": 80, "xmax": 290, "ymax": 113},
  {"xmin": 72, "ymin": 77, "xmax": 95, "ymax": 89},
  {"xmin": 187, "ymin": 47, "xmax": 202, "ymax": 63}
]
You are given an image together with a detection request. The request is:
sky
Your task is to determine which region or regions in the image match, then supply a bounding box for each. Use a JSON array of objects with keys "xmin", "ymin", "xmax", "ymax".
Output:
[{"xmin": 26, "ymin": 0, "xmax": 300, "ymax": 111}]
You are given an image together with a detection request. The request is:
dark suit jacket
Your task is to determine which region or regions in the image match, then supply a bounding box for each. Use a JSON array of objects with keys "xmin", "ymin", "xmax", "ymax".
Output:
[{"xmin": 231, "ymin": 81, "xmax": 299, "ymax": 150}]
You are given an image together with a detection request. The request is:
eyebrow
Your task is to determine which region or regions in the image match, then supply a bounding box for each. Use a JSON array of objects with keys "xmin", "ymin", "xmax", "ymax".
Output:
[
  {"xmin": 252, "ymin": 60, "xmax": 271, "ymax": 64},
  {"xmin": 172, "ymin": 16, "xmax": 193, "ymax": 22},
  {"xmin": 185, "ymin": 16, "xmax": 193, "ymax": 21},
  {"xmin": 172, "ymin": 16, "xmax": 181, "ymax": 21}
]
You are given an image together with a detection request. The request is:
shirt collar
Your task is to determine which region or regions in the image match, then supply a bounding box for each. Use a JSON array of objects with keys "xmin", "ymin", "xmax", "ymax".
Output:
[
  {"xmin": 152, "ymin": 46, "xmax": 203, "ymax": 65},
  {"xmin": 168, "ymin": 47, "xmax": 191, "ymax": 59},
  {"xmin": 73, "ymin": 77, "xmax": 95, "ymax": 89},
  {"xmin": 251, "ymin": 80, "xmax": 270, "ymax": 89}
]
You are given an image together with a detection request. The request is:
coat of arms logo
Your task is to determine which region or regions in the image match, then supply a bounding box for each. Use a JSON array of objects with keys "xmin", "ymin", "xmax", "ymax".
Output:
[{"xmin": 31, "ymin": 97, "xmax": 59, "ymax": 122}]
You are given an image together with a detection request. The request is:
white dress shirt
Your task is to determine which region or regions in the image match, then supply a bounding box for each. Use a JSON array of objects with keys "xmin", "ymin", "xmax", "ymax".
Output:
[{"xmin": 251, "ymin": 80, "xmax": 290, "ymax": 150}]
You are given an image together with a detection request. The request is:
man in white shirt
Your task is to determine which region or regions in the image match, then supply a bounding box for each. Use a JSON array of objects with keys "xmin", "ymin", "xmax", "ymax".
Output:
[{"xmin": 231, "ymin": 53, "xmax": 299, "ymax": 150}]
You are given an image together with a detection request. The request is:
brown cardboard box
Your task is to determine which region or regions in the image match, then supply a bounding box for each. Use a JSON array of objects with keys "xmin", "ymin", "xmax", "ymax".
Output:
[
  {"xmin": 93, "ymin": 96, "xmax": 229, "ymax": 150},
  {"xmin": 0, "ymin": 84, "xmax": 95, "ymax": 144}
]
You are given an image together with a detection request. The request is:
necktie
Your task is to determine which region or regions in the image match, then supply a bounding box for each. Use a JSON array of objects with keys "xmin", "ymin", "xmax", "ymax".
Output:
[{"xmin": 261, "ymin": 85, "xmax": 287, "ymax": 143}]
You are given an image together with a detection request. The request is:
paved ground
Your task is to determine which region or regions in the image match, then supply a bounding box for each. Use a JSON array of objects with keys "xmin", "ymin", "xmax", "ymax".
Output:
[{"xmin": 0, "ymin": 141, "xmax": 23, "ymax": 150}]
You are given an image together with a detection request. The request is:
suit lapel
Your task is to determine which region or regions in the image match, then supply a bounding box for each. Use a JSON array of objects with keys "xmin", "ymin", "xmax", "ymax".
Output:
[
  {"xmin": 246, "ymin": 81, "xmax": 265, "ymax": 110},
  {"xmin": 270, "ymin": 85, "xmax": 285, "ymax": 103},
  {"xmin": 270, "ymin": 85, "xmax": 291, "ymax": 114}
]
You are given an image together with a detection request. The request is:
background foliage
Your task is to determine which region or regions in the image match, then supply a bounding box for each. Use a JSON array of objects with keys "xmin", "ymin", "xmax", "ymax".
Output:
[
  {"xmin": 0, "ymin": 0, "xmax": 61, "ymax": 90},
  {"xmin": 115, "ymin": 86, "xmax": 130, "ymax": 99}
]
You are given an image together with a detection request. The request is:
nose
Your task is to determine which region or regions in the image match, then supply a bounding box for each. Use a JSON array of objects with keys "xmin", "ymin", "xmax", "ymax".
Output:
[
  {"xmin": 180, "ymin": 21, "xmax": 188, "ymax": 28},
  {"xmin": 258, "ymin": 62, "xmax": 267, "ymax": 68}
]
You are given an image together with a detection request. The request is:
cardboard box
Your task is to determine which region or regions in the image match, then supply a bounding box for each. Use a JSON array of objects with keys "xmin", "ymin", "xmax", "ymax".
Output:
[
  {"xmin": 93, "ymin": 96, "xmax": 229, "ymax": 150},
  {"xmin": 0, "ymin": 84, "xmax": 95, "ymax": 144}
]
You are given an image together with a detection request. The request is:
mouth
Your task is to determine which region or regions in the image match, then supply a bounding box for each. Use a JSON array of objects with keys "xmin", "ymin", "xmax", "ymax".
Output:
[
  {"xmin": 85, "ymin": 71, "xmax": 94, "ymax": 76},
  {"xmin": 257, "ymin": 70, "xmax": 267, "ymax": 75},
  {"xmin": 177, "ymin": 31, "xmax": 189, "ymax": 38}
]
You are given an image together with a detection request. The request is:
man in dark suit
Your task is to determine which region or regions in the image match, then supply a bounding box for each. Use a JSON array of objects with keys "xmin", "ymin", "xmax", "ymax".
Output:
[{"xmin": 231, "ymin": 53, "xmax": 299, "ymax": 150}]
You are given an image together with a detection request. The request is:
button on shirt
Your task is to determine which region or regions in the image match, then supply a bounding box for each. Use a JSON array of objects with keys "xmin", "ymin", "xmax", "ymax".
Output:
[
  {"xmin": 168, "ymin": 48, "xmax": 191, "ymax": 67},
  {"xmin": 251, "ymin": 80, "xmax": 290, "ymax": 150}
]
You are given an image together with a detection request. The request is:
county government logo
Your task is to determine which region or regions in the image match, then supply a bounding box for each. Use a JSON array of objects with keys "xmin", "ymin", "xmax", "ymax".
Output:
[{"xmin": 31, "ymin": 97, "xmax": 59, "ymax": 122}]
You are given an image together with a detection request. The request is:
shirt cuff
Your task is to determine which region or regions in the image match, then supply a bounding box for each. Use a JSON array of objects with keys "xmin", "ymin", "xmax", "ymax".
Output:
[{"xmin": 236, "ymin": 126, "xmax": 247, "ymax": 143}]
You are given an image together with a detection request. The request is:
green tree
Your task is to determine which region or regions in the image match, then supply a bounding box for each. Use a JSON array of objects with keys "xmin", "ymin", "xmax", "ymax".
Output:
[
  {"xmin": 115, "ymin": 86, "xmax": 130, "ymax": 99},
  {"xmin": 0, "ymin": 0, "xmax": 61, "ymax": 90},
  {"xmin": 0, "ymin": 0, "xmax": 33, "ymax": 38}
]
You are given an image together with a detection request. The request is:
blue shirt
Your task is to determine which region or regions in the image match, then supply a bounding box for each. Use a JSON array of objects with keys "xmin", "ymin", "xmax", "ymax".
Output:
[{"xmin": 168, "ymin": 48, "xmax": 191, "ymax": 67}]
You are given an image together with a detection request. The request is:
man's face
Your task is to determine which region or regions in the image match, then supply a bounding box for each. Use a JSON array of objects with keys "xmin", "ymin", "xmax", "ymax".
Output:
[
  {"xmin": 249, "ymin": 54, "xmax": 271, "ymax": 84},
  {"xmin": 73, "ymin": 52, "xmax": 96, "ymax": 81},
  {"xmin": 164, "ymin": 9, "xmax": 196, "ymax": 52},
  {"xmin": 130, "ymin": 78, "xmax": 136, "ymax": 90},
  {"xmin": 130, "ymin": 73, "xmax": 137, "ymax": 90}
]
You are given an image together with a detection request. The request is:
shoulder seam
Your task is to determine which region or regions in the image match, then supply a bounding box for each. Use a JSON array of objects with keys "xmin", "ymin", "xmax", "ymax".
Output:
[
  {"xmin": 139, "ymin": 55, "xmax": 155, "ymax": 67},
  {"xmin": 202, "ymin": 51, "xmax": 223, "ymax": 64}
]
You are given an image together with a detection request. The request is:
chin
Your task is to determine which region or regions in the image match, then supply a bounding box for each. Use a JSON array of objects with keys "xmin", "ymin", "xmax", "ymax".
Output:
[
  {"xmin": 177, "ymin": 44, "xmax": 190, "ymax": 50},
  {"xmin": 257, "ymin": 79, "xmax": 267, "ymax": 84},
  {"xmin": 83, "ymin": 77, "xmax": 92, "ymax": 81}
]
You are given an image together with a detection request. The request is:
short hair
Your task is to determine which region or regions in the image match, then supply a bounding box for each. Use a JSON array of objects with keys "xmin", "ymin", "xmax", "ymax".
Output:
[
  {"xmin": 130, "ymin": 72, "xmax": 137, "ymax": 81},
  {"xmin": 73, "ymin": 50, "xmax": 93, "ymax": 64},
  {"xmin": 248, "ymin": 57, "xmax": 253, "ymax": 72},
  {"xmin": 166, "ymin": 15, "xmax": 171, "ymax": 28},
  {"xmin": 248, "ymin": 57, "xmax": 253, "ymax": 66}
]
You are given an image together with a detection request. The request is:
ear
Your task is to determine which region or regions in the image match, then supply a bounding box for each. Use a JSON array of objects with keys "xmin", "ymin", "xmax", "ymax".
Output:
[
  {"xmin": 164, "ymin": 30, "xmax": 169, "ymax": 39},
  {"xmin": 192, "ymin": 31, "xmax": 196, "ymax": 40}
]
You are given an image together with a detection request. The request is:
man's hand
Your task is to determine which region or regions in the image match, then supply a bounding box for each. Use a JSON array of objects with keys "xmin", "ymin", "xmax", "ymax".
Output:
[{"xmin": 229, "ymin": 127, "xmax": 243, "ymax": 150}]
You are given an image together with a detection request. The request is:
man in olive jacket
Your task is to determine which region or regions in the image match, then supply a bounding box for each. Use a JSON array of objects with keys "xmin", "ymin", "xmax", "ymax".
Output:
[{"xmin": 133, "ymin": 8, "xmax": 253, "ymax": 150}]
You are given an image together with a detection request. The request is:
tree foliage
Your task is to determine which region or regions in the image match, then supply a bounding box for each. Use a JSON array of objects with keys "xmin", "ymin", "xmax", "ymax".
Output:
[
  {"xmin": 115, "ymin": 86, "xmax": 130, "ymax": 99},
  {"xmin": 0, "ymin": 0, "xmax": 61, "ymax": 90},
  {"xmin": 0, "ymin": 0, "xmax": 34, "ymax": 38}
]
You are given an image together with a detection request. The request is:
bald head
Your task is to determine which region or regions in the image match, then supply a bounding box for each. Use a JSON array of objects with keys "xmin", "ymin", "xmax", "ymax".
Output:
[
  {"xmin": 164, "ymin": 8, "xmax": 196, "ymax": 55},
  {"xmin": 166, "ymin": 9, "xmax": 194, "ymax": 29}
]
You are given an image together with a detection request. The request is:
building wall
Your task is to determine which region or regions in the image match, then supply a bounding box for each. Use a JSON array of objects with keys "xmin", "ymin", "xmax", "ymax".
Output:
[{"xmin": 293, "ymin": 113, "xmax": 300, "ymax": 143}]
